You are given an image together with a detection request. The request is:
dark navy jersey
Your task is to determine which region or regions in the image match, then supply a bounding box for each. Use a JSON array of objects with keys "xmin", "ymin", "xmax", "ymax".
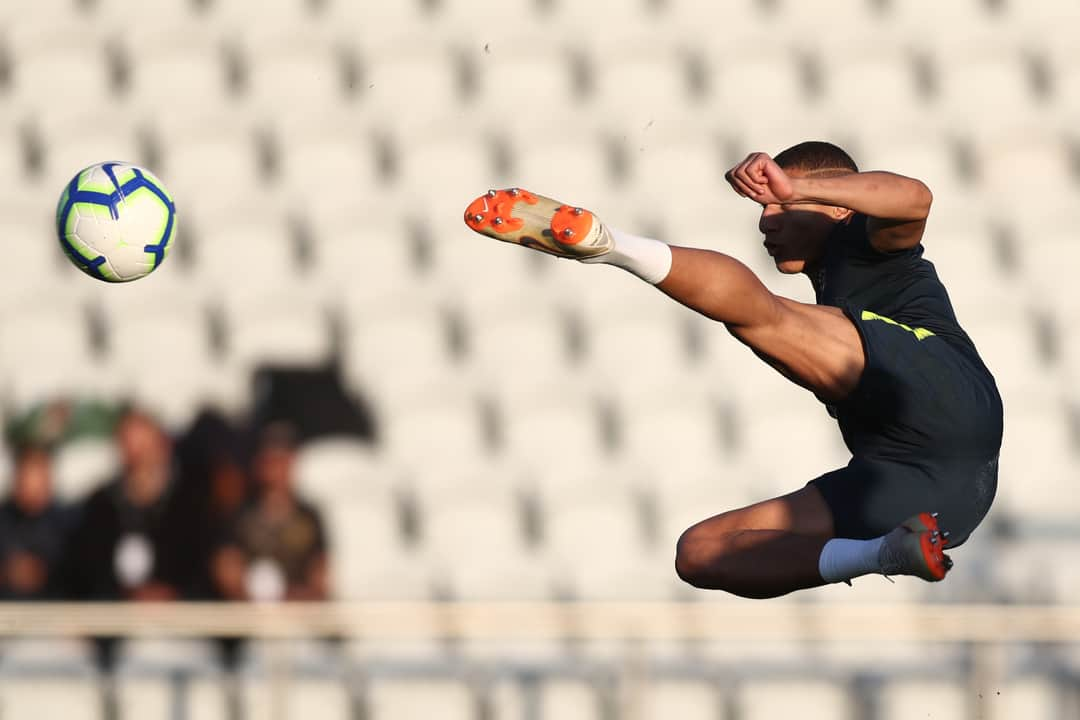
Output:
[
  {"xmin": 810, "ymin": 213, "xmax": 1003, "ymax": 466},
  {"xmin": 805, "ymin": 214, "xmax": 1002, "ymax": 541},
  {"xmin": 810, "ymin": 213, "xmax": 975, "ymax": 354}
]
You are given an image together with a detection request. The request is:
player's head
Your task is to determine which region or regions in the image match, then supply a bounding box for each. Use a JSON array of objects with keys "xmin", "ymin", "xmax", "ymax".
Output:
[
  {"xmin": 759, "ymin": 141, "xmax": 858, "ymax": 274},
  {"xmin": 12, "ymin": 445, "xmax": 52, "ymax": 516}
]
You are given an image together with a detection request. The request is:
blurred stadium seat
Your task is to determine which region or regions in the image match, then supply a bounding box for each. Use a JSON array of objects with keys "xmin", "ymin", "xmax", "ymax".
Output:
[
  {"xmin": 391, "ymin": 129, "xmax": 501, "ymax": 225},
  {"xmin": 0, "ymin": 205, "xmax": 69, "ymax": 304},
  {"xmin": 5, "ymin": 28, "xmax": 114, "ymax": 120},
  {"xmin": 702, "ymin": 50, "xmax": 815, "ymax": 130},
  {"xmin": 631, "ymin": 679, "xmax": 722, "ymax": 720},
  {"xmin": 31, "ymin": 112, "xmax": 144, "ymax": 200},
  {"xmin": 589, "ymin": 46, "xmax": 700, "ymax": 136},
  {"xmin": 364, "ymin": 678, "xmax": 476, "ymax": 720},
  {"xmin": 472, "ymin": 44, "xmax": 579, "ymax": 133},
  {"xmin": 361, "ymin": 44, "xmax": 471, "ymax": 133},
  {"xmin": 995, "ymin": 398, "xmax": 1076, "ymax": 524},
  {"xmin": 992, "ymin": 677, "xmax": 1061, "ymax": 720},
  {"xmin": 52, "ymin": 437, "xmax": 116, "ymax": 502},
  {"xmin": 497, "ymin": 388, "xmax": 606, "ymax": 476},
  {"xmin": 309, "ymin": 209, "xmax": 422, "ymax": 303},
  {"xmin": 92, "ymin": 0, "xmax": 205, "ymax": 31},
  {"xmin": 737, "ymin": 679, "xmax": 854, "ymax": 720},
  {"xmin": 626, "ymin": 130, "xmax": 729, "ymax": 220},
  {"xmin": 420, "ymin": 482, "xmax": 550, "ymax": 600},
  {"xmin": 819, "ymin": 47, "xmax": 927, "ymax": 131},
  {"xmin": 465, "ymin": 308, "xmax": 578, "ymax": 409},
  {"xmin": 0, "ymin": 296, "xmax": 114, "ymax": 411},
  {"xmin": 973, "ymin": 129, "xmax": 1077, "ymax": 210},
  {"xmin": 275, "ymin": 121, "xmax": 384, "ymax": 217},
  {"xmin": 616, "ymin": 387, "xmax": 730, "ymax": 477},
  {"xmin": 324, "ymin": 487, "xmax": 434, "ymax": 601},
  {"xmin": 535, "ymin": 678, "xmax": 606, "ymax": 720},
  {"xmin": 879, "ymin": 679, "xmax": 968, "ymax": 720},
  {"xmin": 880, "ymin": 0, "xmax": 1006, "ymax": 46},
  {"xmin": 342, "ymin": 293, "xmax": 460, "ymax": 405},
  {"xmin": 324, "ymin": 0, "xmax": 438, "ymax": 45},
  {"xmin": 507, "ymin": 131, "xmax": 625, "ymax": 219},
  {"xmin": 1, "ymin": 0, "xmax": 1078, "ymax": 714},
  {"xmin": 122, "ymin": 30, "xmax": 233, "ymax": 121},
  {"xmin": 0, "ymin": 677, "xmax": 102, "ymax": 720},
  {"xmin": 244, "ymin": 676, "xmax": 351, "ymax": 720},
  {"xmin": 293, "ymin": 438, "xmax": 387, "ymax": 505},
  {"xmin": 932, "ymin": 47, "xmax": 1046, "ymax": 135},
  {"xmin": 153, "ymin": 112, "xmax": 268, "ymax": 219},
  {"xmin": 541, "ymin": 485, "xmax": 674, "ymax": 600}
]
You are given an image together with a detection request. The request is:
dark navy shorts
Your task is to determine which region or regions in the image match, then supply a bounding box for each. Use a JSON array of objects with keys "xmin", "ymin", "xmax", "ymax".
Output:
[{"xmin": 809, "ymin": 307, "xmax": 1003, "ymax": 548}]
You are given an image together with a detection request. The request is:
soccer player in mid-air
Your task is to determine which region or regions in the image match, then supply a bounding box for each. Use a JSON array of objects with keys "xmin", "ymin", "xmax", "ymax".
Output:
[{"xmin": 463, "ymin": 141, "xmax": 1002, "ymax": 598}]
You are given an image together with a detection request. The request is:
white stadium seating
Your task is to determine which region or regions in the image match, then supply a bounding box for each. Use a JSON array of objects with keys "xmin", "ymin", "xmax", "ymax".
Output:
[{"xmin": 1, "ymin": 0, "xmax": 1079, "ymax": 716}]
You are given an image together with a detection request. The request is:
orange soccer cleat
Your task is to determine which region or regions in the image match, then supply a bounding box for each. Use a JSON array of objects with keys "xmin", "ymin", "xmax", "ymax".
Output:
[
  {"xmin": 879, "ymin": 512, "xmax": 954, "ymax": 582},
  {"xmin": 463, "ymin": 188, "xmax": 613, "ymax": 259}
]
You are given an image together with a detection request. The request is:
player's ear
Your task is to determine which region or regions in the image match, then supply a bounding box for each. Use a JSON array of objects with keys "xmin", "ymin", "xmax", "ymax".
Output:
[{"xmin": 830, "ymin": 206, "xmax": 855, "ymax": 222}]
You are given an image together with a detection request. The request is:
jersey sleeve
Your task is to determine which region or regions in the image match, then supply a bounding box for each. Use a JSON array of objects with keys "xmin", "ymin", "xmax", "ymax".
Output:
[{"xmin": 835, "ymin": 213, "xmax": 921, "ymax": 265}]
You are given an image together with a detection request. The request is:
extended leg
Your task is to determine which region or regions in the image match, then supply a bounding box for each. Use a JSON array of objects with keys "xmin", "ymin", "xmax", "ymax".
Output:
[{"xmin": 462, "ymin": 190, "xmax": 865, "ymax": 402}]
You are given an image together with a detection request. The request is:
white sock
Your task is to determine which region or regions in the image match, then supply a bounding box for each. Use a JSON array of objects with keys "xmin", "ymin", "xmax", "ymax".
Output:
[
  {"xmin": 817, "ymin": 536, "xmax": 886, "ymax": 584},
  {"xmin": 580, "ymin": 226, "xmax": 673, "ymax": 285}
]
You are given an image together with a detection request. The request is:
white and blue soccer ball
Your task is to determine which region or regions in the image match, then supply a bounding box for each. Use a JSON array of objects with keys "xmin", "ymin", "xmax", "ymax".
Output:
[{"xmin": 55, "ymin": 162, "xmax": 177, "ymax": 282}]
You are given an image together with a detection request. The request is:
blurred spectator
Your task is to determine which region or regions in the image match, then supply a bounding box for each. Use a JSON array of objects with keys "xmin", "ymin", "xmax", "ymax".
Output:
[
  {"xmin": 6, "ymin": 399, "xmax": 120, "ymax": 449},
  {"xmin": 212, "ymin": 423, "xmax": 329, "ymax": 601},
  {"xmin": 61, "ymin": 407, "xmax": 199, "ymax": 601},
  {"xmin": 173, "ymin": 408, "xmax": 251, "ymax": 599},
  {"xmin": 0, "ymin": 446, "xmax": 73, "ymax": 599}
]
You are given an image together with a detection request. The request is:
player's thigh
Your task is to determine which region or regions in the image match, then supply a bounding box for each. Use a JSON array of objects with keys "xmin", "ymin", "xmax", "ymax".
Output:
[
  {"xmin": 731, "ymin": 298, "xmax": 864, "ymax": 402},
  {"xmin": 680, "ymin": 484, "xmax": 835, "ymax": 542}
]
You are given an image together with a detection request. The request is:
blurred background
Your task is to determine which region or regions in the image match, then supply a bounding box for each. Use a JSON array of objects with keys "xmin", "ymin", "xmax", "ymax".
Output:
[{"xmin": 0, "ymin": 0, "xmax": 1078, "ymax": 718}]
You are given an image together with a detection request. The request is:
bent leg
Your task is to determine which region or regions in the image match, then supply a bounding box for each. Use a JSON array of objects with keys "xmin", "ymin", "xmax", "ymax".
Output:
[
  {"xmin": 675, "ymin": 485, "xmax": 835, "ymax": 599},
  {"xmin": 657, "ymin": 246, "xmax": 864, "ymax": 402}
]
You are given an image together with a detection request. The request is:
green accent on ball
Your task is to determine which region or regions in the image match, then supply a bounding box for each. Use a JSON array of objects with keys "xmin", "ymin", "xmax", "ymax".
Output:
[
  {"xmin": 113, "ymin": 167, "xmax": 138, "ymax": 186},
  {"xmin": 149, "ymin": 173, "xmax": 175, "ymax": 205},
  {"xmin": 122, "ymin": 186, "xmax": 174, "ymax": 263},
  {"xmin": 65, "ymin": 203, "xmax": 108, "ymax": 262},
  {"xmin": 55, "ymin": 187, "xmax": 70, "ymax": 227},
  {"xmin": 77, "ymin": 168, "xmax": 114, "ymax": 195},
  {"xmin": 64, "ymin": 204, "xmax": 82, "ymax": 241},
  {"xmin": 97, "ymin": 260, "xmax": 122, "ymax": 282}
]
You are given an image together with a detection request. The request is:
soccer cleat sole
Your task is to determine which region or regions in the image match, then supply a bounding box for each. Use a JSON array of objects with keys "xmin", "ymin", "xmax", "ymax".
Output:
[
  {"xmin": 463, "ymin": 188, "xmax": 613, "ymax": 259},
  {"xmin": 903, "ymin": 512, "xmax": 952, "ymax": 582}
]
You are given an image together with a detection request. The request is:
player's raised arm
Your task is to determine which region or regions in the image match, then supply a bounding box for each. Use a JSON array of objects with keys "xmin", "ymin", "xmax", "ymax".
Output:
[{"xmin": 726, "ymin": 152, "xmax": 932, "ymax": 252}]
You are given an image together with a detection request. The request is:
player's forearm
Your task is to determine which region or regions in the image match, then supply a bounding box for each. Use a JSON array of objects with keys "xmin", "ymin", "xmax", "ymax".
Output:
[{"xmin": 789, "ymin": 172, "xmax": 932, "ymax": 222}]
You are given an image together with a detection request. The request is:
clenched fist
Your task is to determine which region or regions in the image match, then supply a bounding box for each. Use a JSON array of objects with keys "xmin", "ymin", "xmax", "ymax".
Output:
[{"xmin": 725, "ymin": 152, "xmax": 796, "ymax": 206}]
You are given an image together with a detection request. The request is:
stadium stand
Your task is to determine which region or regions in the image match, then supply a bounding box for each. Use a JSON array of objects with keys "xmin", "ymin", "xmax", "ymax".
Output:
[{"xmin": 0, "ymin": 0, "xmax": 1078, "ymax": 717}]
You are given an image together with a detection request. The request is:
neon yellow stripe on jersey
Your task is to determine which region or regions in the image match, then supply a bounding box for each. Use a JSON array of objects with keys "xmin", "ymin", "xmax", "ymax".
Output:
[{"xmin": 861, "ymin": 310, "xmax": 936, "ymax": 341}]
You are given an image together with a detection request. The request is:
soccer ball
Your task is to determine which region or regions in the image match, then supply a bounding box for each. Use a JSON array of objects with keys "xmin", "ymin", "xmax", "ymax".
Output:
[{"xmin": 55, "ymin": 161, "xmax": 177, "ymax": 282}]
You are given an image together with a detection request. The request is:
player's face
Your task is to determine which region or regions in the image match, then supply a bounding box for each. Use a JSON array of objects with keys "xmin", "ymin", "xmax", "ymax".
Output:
[{"xmin": 757, "ymin": 169, "xmax": 838, "ymax": 274}]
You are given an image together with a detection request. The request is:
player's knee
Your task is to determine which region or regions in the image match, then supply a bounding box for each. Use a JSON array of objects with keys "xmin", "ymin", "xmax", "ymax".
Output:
[{"xmin": 675, "ymin": 525, "xmax": 730, "ymax": 589}]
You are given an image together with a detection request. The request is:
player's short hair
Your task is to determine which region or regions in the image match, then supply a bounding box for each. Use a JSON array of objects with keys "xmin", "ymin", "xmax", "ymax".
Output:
[{"xmin": 774, "ymin": 141, "xmax": 859, "ymax": 177}]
